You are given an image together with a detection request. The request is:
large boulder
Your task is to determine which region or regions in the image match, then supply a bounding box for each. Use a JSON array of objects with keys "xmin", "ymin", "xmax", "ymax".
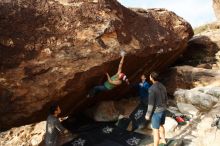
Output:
[
  {"xmin": 86, "ymin": 97, "xmax": 141, "ymax": 121},
  {"xmin": 163, "ymin": 66, "xmax": 220, "ymax": 95},
  {"xmin": 176, "ymin": 22, "xmax": 220, "ymax": 68},
  {"xmin": 192, "ymin": 103, "xmax": 220, "ymax": 146},
  {"xmin": 198, "ymin": 86, "xmax": 220, "ymax": 98},
  {"xmin": 0, "ymin": 0, "xmax": 193, "ymax": 129},
  {"xmin": 162, "ymin": 21, "xmax": 220, "ymax": 95},
  {"xmin": 174, "ymin": 88, "xmax": 219, "ymax": 110},
  {"xmin": 213, "ymin": 0, "xmax": 220, "ymax": 20},
  {"xmin": 0, "ymin": 121, "xmax": 46, "ymax": 146},
  {"xmin": 85, "ymin": 101, "xmax": 120, "ymax": 122}
]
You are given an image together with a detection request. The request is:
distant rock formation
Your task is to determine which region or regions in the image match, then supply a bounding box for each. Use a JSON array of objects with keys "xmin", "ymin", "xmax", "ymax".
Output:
[{"xmin": 163, "ymin": 22, "xmax": 220, "ymax": 94}]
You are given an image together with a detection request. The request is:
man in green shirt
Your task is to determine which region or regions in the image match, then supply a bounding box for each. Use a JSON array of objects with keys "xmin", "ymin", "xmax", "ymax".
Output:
[{"xmin": 87, "ymin": 52, "xmax": 129, "ymax": 98}]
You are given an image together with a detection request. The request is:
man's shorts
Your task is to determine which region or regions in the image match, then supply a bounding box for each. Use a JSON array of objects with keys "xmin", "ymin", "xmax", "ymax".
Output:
[{"xmin": 151, "ymin": 111, "xmax": 166, "ymax": 129}]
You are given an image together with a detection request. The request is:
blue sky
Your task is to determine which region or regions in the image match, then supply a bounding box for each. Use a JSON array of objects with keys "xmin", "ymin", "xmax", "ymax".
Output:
[{"xmin": 118, "ymin": 0, "xmax": 216, "ymax": 28}]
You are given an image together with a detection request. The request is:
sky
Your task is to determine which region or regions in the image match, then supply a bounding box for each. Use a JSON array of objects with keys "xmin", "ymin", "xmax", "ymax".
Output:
[{"xmin": 118, "ymin": 0, "xmax": 217, "ymax": 28}]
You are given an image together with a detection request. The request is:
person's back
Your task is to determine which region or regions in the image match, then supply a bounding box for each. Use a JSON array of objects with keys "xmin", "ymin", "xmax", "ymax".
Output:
[
  {"xmin": 145, "ymin": 72, "xmax": 168, "ymax": 146},
  {"xmin": 104, "ymin": 74, "xmax": 119, "ymax": 90},
  {"xmin": 45, "ymin": 115, "xmax": 65, "ymax": 146},
  {"xmin": 148, "ymin": 82, "xmax": 167, "ymax": 113},
  {"xmin": 45, "ymin": 102, "xmax": 67, "ymax": 146}
]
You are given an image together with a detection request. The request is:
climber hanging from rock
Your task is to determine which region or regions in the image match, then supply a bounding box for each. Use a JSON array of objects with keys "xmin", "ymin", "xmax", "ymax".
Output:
[{"xmin": 87, "ymin": 50, "xmax": 129, "ymax": 98}]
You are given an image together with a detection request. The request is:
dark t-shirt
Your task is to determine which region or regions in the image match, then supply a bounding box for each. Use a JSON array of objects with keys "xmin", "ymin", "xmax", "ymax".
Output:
[
  {"xmin": 45, "ymin": 115, "xmax": 65, "ymax": 146},
  {"xmin": 146, "ymin": 82, "xmax": 168, "ymax": 117}
]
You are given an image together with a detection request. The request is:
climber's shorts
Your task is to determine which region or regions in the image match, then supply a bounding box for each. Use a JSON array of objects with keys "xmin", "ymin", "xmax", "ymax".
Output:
[{"xmin": 151, "ymin": 111, "xmax": 166, "ymax": 129}]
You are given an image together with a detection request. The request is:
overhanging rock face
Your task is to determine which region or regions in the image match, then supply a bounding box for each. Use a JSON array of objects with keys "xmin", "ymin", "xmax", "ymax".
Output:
[{"xmin": 0, "ymin": 0, "xmax": 193, "ymax": 129}]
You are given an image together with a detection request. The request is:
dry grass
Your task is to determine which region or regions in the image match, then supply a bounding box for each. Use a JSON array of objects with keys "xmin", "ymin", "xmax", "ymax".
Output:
[{"xmin": 194, "ymin": 22, "xmax": 220, "ymax": 34}]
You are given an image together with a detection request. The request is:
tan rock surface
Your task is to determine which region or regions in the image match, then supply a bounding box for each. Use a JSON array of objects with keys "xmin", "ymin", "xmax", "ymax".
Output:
[{"xmin": 213, "ymin": 0, "xmax": 220, "ymax": 20}]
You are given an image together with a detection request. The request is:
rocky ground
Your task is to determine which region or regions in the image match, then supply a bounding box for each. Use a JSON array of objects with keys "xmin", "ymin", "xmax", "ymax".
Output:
[
  {"xmin": 1, "ymin": 95, "xmax": 219, "ymax": 146},
  {"xmin": 0, "ymin": 121, "xmax": 46, "ymax": 146}
]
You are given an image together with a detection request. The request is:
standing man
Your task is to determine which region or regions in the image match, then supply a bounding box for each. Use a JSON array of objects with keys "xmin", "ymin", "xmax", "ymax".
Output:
[
  {"xmin": 145, "ymin": 72, "xmax": 168, "ymax": 146},
  {"xmin": 45, "ymin": 102, "xmax": 69, "ymax": 146},
  {"xmin": 135, "ymin": 74, "xmax": 151, "ymax": 104}
]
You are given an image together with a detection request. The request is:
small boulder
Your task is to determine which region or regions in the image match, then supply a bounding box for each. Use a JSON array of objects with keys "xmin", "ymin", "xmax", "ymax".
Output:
[
  {"xmin": 86, "ymin": 101, "xmax": 120, "ymax": 122},
  {"xmin": 177, "ymin": 103, "xmax": 199, "ymax": 117},
  {"xmin": 198, "ymin": 86, "xmax": 220, "ymax": 99},
  {"xmin": 192, "ymin": 103, "xmax": 220, "ymax": 146},
  {"xmin": 164, "ymin": 117, "xmax": 178, "ymax": 132},
  {"xmin": 174, "ymin": 88, "xmax": 218, "ymax": 110},
  {"xmin": 0, "ymin": 121, "xmax": 46, "ymax": 146}
]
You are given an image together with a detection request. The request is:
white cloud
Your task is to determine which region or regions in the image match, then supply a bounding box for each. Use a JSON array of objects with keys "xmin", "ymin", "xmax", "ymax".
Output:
[{"xmin": 118, "ymin": 0, "xmax": 216, "ymax": 27}]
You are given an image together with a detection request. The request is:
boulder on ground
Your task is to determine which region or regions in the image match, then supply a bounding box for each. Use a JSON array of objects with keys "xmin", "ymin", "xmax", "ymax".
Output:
[
  {"xmin": 163, "ymin": 66, "xmax": 220, "ymax": 95},
  {"xmin": 198, "ymin": 86, "xmax": 220, "ymax": 99},
  {"xmin": 164, "ymin": 117, "xmax": 178, "ymax": 132},
  {"xmin": 85, "ymin": 101, "xmax": 119, "ymax": 122},
  {"xmin": 192, "ymin": 103, "xmax": 220, "ymax": 146},
  {"xmin": 174, "ymin": 88, "xmax": 218, "ymax": 110},
  {"xmin": 0, "ymin": 121, "xmax": 46, "ymax": 146},
  {"xmin": 177, "ymin": 103, "xmax": 199, "ymax": 117}
]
